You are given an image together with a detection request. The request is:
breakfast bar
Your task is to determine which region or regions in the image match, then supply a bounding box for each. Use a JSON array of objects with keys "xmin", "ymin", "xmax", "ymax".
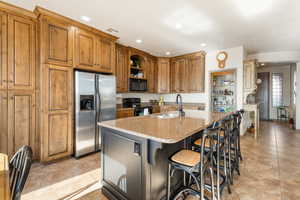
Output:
[{"xmin": 99, "ymin": 110, "xmax": 231, "ymax": 200}]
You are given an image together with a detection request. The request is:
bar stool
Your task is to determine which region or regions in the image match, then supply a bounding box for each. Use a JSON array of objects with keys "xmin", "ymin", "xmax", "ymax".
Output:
[
  {"xmin": 166, "ymin": 130, "xmax": 216, "ymax": 200},
  {"xmin": 193, "ymin": 120, "xmax": 232, "ymax": 200}
]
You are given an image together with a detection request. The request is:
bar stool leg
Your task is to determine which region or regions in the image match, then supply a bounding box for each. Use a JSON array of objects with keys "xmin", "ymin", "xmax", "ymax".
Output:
[{"xmin": 167, "ymin": 163, "xmax": 171, "ymax": 200}]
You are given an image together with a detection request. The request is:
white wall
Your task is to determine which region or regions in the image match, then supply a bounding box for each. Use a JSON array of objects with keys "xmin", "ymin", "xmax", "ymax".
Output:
[{"xmin": 257, "ymin": 65, "xmax": 291, "ymax": 119}]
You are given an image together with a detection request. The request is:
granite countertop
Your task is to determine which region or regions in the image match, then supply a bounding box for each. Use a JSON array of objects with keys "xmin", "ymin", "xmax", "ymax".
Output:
[{"xmin": 99, "ymin": 110, "xmax": 231, "ymax": 144}]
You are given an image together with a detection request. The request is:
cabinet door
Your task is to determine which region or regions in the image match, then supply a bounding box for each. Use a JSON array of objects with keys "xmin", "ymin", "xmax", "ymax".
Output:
[
  {"xmin": 171, "ymin": 60, "xmax": 180, "ymax": 92},
  {"xmin": 41, "ymin": 65, "xmax": 73, "ymax": 162},
  {"xmin": 147, "ymin": 57, "xmax": 156, "ymax": 93},
  {"xmin": 75, "ymin": 28, "xmax": 95, "ymax": 69},
  {"xmin": 157, "ymin": 58, "xmax": 170, "ymax": 93},
  {"xmin": 244, "ymin": 61, "xmax": 256, "ymax": 91},
  {"xmin": 178, "ymin": 59, "xmax": 188, "ymax": 92},
  {"xmin": 188, "ymin": 55, "xmax": 205, "ymax": 92},
  {"xmin": 43, "ymin": 18, "xmax": 73, "ymax": 66},
  {"xmin": 7, "ymin": 15, "xmax": 36, "ymax": 90},
  {"xmin": 0, "ymin": 91, "xmax": 8, "ymax": 154},
  {"xmin": 7, "ymin": 91, "xmax": 36, "ymax": 158},
  {"xmin": 116, "ymin": 45, "xmax": 128, "ymax": 92},
  {"xmin": 0, "ymin": 12, "xmax": 7, "ymax": 90},
  {"xmin": 95, "ymin": 37, "xmax": 115, "ymax": 73}
]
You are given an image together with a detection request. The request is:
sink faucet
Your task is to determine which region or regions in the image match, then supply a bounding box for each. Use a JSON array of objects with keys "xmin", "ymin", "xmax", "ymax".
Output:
[{"xmin": 176, "ymin": 94, "xmax": 185, "ymax": 117}]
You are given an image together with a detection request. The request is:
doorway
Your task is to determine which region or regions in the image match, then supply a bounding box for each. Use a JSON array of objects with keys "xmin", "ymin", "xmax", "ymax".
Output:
[{"xmin": 256, "ymin": 72, "xmax": 270, "ymax": 120}]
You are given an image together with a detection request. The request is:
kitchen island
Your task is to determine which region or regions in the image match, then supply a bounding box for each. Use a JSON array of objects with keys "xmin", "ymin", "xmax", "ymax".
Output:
[{"xmin": 99, "ymin": 110, "xmax": 231, "ymax": 200}]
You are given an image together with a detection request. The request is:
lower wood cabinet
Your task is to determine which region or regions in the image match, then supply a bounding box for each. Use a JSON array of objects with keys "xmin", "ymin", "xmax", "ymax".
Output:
[
  {"xmin": 117, "ymin": 109, "xmax": 134, "ymax": 119},
  {"xmin": 41, "ymin": 65, "xmax": 73, "ymax": 162},
  {"xmin": 0, "ymin": 91, "xmax": 8, "ymax": 155},
  {"xmin": 0, "ymin": 90, "xmax": 37, "ymax": 159},
  {"xmin": 7, "ymin": 90, "xmax": 36, "ymax": 158}
]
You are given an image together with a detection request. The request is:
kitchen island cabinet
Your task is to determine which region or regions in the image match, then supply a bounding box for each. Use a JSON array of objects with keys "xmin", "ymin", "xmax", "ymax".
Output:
[{"xmin": 99, "ymin": 110, "xmax": 230, "ymax": 200}]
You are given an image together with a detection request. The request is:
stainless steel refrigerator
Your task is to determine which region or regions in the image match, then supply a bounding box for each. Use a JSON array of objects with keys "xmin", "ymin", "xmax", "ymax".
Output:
[{"xmin": 75, "ymin": 71, "xmax": 116, "ymax": 157}]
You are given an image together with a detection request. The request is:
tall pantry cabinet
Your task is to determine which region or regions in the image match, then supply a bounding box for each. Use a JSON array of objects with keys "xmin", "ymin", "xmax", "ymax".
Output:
[
  {"xmin": 36, "ymin": 7, "xmax": 117, "ymax": 162},
  {"xmin": 0, "ymin": 5, "xmax": 38, "ymax": 159}
]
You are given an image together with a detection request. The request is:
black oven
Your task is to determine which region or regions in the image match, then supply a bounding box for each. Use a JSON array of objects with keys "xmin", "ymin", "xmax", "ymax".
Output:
[{"xmin": 129, "ymin": 78, "xmax": 147, "ymax": 92}]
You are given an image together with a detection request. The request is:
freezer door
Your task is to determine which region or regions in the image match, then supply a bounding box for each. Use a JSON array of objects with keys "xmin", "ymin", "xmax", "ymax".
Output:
[
  {"xmin": 75, "ymin": 71, "xmax": 96, "ymax": 157},
  {"xmin": 96, "ymin": 74, "xmax": 116, "ymax": 149}
]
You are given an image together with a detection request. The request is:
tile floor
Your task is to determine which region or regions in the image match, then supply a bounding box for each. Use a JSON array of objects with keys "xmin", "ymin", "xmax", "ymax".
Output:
[
  {"xmin": 22, "ymin": 153, "xmax": 101, "ymax": 200},
  {"xmin": 22, "ymin": 121, "xmax": 300, "ymax": 200}
]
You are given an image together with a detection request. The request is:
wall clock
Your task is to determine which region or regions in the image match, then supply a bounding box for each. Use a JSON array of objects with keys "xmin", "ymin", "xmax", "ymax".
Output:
[{"xmin": 216, "ymin": 51, "xmax": 228, "ymax": 68}]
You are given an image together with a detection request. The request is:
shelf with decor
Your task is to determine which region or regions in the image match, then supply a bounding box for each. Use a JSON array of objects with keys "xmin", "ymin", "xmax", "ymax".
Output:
[{"xmin": 211, "ymin": 70, "xmax": 237, "ymax": 113}]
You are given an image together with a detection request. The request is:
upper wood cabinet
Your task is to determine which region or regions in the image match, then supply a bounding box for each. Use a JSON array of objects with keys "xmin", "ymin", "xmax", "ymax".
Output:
[
  {"xmin": 147, "ymin": 56, "xmax": 157, "ymax": 93},
  {"xmin": 95, "ymin": 37, "xmax": 115, "ymax": 73},
  {"xmin": 171, "ymin": 58, "xmax": 188, "ymax": 93},
  {"xmin": 244, "ymin": 60, "xmax": 257, "ymax": 92},
  {"xmin": 75, "ymin": 28, "xmax": 95, "ymax": 69},
  {"xmin": 188, "ymin": 53, "xmax": 205, "ymax": 92},
  {"xmin": 116, "ymin": 44, "xmax": 128, "ymax": 93},
  {"xmin": 157, "ymin": 58, "xmax": 170, "ymax": 93},
  {"xmin": 0, "ymin": 12, "xmax": 7, "ymax": 90},
  {"xmin": 7, "ymin": 14, "xmax": 36, "ymax": 90},
  {"xmin": 41, "ymin": 65, "xmax": 73, "ymax": 162},
  {"xmin": 7, "ymin": 90, "xmax": 36, "ymax": 158},
  {"xmin": 0, "ymin": 91, "xmax": 8, "ymax": 155},
  {"xmin": 42, "ymin": 17, "xmax": 74, "ymax": 67}
]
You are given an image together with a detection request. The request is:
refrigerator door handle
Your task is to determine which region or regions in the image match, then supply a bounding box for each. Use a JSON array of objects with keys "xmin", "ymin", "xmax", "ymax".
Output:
[{"xmin": 95, "ymin": 75, "xmax": 101, "ymax": 123}]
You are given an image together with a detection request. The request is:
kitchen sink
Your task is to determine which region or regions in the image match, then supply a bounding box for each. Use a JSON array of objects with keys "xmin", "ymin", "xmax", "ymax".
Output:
[{"xmin": 155, "ymin": 112, "xmax": 179, "ymax": 119}]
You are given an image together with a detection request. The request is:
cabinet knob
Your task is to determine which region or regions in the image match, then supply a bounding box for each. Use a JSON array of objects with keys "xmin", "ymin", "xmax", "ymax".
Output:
[
  {"xmin": 3, "ymin": 80, "xmax": 7, "ymax": 82},
  {"xmin": 2, "ymin": 97, "xmax": 7, "ymax": 100}
]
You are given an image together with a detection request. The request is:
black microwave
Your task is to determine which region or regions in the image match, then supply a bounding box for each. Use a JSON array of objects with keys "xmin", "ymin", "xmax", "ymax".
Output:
[{"xmin": 129, "ymin": 78, "xmax": 147, "ymax": 92}]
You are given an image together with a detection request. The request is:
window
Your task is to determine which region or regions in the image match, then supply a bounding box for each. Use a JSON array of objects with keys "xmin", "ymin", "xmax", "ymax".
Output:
[{"xmin": 272, "ymin": 73, "xmax": 283, "ymax": 107}]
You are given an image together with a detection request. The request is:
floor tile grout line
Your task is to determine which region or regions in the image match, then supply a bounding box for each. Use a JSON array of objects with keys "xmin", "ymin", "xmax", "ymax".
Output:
[{"xmin": 274, "ymin": 123, "xmax": 283, "ymax": 200}]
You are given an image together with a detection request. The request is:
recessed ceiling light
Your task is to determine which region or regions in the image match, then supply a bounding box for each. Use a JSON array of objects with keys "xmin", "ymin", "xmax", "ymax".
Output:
[
  {"xmin": 80, "ymin": 16, "xmax": 91, "ymax": 22},
  {"xmin": 200, "ymin": 43, "xmax": 207, "ymax": 47},
  {"xmin": 166, "ymin": 52, "xmax": 171, "ymax": 55},
  {"xmin": 261, "ymin": 63, "xmax": 265, "ymax": 66},
  {"xmin": 175, "ymin": 23, "xmax": 182, "ymax": 29},
  {"xmin": 136, "ymin": 39, "xmax": 142, "ymax": 44}
]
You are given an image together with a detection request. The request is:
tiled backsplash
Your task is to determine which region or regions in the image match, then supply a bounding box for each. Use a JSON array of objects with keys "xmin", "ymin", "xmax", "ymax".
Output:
[{"xmin": 117, "ymin": 93, "xmax": 207, "ymax": 104}]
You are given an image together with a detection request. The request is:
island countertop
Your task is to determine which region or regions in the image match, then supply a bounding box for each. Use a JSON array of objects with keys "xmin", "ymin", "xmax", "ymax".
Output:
[{"xmin": 99, "ymin": 110, "xmax": 232, "ymax": 143}]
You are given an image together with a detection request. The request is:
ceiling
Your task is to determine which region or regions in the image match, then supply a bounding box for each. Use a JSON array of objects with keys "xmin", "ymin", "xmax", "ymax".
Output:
[{"xmin": 4, "ymin": 0, "xmax": 300, "ymax": 57}]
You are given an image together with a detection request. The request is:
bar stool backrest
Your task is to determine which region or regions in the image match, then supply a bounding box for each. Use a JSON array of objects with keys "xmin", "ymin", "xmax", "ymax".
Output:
[{"xmin": 9, "ymin": 146, "xmax": 33, "ymax": 200}]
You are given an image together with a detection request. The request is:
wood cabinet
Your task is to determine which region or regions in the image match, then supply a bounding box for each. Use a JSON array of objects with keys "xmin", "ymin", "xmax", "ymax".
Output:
[
  {"xmin": 147, "ymin": 56, "xmax": 156, "ymax": 93},
  {"xmin": 116, "ymin": 44, "xmax": 128, "ymax": 92},
  {"xmin": 117, "ymin": 109, "xmax": 134, "ymax": 119},
  {"xmin": 0, "ymin": 12, "xmax": 7, "ymax": 90},
  {"xmin": 0, "ymin": 91, "xmax": 8, "ymax": 155},
  {"xmin": 75, "ymin": 28, "xmax": 95, "ymax": 69},
  {"xmin": 76, "ymin": 28, "xmax": 115, "ymax": 73},
  {"xmin": 41, "ymin": 65, "xmax": 73, "ymax": 162},
  {"xmin": 170, "ymin": 52, "xmax": 205, "ymax": 93},
  {"xmin": 244, "ymin": 60, "xmax": 257, "ymax": 92},
  {"xmin": 7, "ymin": 91, "xmax": 36, "ymax": 158},
  {"xmin": 7, "ymin": 14, "xmax": 36, "ymax": 90},
  {"xmin": 188, "ymin": 53, "xmax": 205, "ymax": 92},
  {"xmin": 171, "ymin": 58, "xmax": 188, "ymax": 93},
  {"xmin": 41, "ymin": 17, "xmax": 74, "ymax": 67},
  {"xmin": 157, "ymin": 58, "xmax": 170, "ymax": 93},
  {"xmin": 95, "ymin": 37, "xmax": 115, "ymax": 73}
]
